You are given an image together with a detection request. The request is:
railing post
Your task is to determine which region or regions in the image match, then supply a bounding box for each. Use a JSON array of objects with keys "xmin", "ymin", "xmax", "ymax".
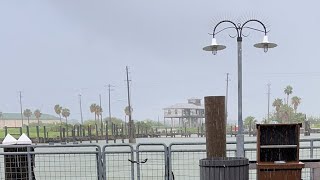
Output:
[
  {"xmin": 310, "ymin": 140, "xmax": 314, "ymax": 159},
  {"xmin": 27, "ymin": 146, "xmax": 33, "ymax": 180}
]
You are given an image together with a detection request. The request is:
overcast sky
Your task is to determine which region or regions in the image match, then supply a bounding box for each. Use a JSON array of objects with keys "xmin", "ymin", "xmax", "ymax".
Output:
[{"xmin": 0, "ymin": 1, "xmax": 319, "ymax": 123}]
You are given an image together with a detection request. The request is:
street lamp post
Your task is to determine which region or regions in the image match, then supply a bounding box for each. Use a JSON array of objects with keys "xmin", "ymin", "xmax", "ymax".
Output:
[{"xmin": 203, "ymin": 19, "xmax": 277, "ymax": 157}]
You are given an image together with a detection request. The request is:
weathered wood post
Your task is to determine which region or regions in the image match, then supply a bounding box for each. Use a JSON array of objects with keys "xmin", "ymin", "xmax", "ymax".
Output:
[
  {"xmin": 199, "ymin": 96, "xmax": 249, "ymax": 180},
  {"xmin": 205, "ymin": 96, "xmax": 226, "ymax": 157},
  {"xmin": 88, "ymin": 124, "xmax": 92, "ymax": 143},
  {"xmin": 43, "ymin": 126, "xmax": 47, "ymax": 143},
  {"xmin": 77, "ymin": 125, "xmax": 80, "ymax": 137},
  {"xmin": 19, "ymin": 127, "xmax": 22, "ymax": 136},
  {"xmin": 165, "ymin": 128, "xmax": 167, "ymax": 137},
  {"xmin": 4, "ymin": 126, "xmax": 7, "ymax": 136},
  {"xmin": 121, "ymin": 124, "xmax": 124, "ymax": 143},
  {"xmin": 95, "ymin": 124, "xmax": 98, "ymax": 143},
  {"xmin": 105, "ymin": 122, "xmax": 109, "ymax": 143},
  {"xmin": 59, "ymin": 125, "xmax": 63, "ymax": 142},
  {"xmin": 36, "ymin": 126, "xmax": 40, "ymax": 144},
  {"xmin": 26, "ymin": 126, "xmax": 30, "ymax": 138},
  {"xmin": 62, "ymin": 128, "xmax": 66, "ymax": 143}
]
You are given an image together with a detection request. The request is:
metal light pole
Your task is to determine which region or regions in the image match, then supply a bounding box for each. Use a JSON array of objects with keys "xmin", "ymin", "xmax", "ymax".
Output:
[{"xmin": 203, "ymin": 19, "xmax": 277, "ymax": 157}]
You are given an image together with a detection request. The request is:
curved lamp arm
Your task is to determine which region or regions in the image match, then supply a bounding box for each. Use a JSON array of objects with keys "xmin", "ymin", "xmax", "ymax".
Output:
[
  {"xmin": 212, "ymin": 20, "xmax": 239, "ymax": 38},
  {"xmin": 240, "ymin": 19, "xmax": 267, "ymax": 36}
]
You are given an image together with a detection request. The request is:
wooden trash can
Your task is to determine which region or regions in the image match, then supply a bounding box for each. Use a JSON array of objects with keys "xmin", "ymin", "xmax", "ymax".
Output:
[
  {"xmin": 199, "ymin": 157, "xmax": 249, "ymax": 180},
  {"xmin": 256, "ymin": 124, "xmax": 304, "ymax": 180}
]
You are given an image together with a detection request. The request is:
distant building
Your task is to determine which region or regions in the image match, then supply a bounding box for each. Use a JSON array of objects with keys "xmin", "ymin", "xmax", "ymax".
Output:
[
  {"xmin": 163, "ymin": 98, "xmax": 205, "ymax": 127},
  {"xmin": 0, "ymin": 113, "xmax": 60, "ymax": 128}
]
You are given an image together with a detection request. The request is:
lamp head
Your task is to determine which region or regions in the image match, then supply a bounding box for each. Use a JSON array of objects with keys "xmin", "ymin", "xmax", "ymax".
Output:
[
  {"xmin": 254, "ymin": 35, "xmax": 277, "ymax": 52},
  {"xmin": 203, "ymin": 38, "xmax": 226, "ymax": 55}
]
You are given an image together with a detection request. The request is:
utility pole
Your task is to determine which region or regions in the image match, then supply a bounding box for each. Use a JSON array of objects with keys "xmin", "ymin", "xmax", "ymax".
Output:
[
  {"xmin": 79, "ymin": 94, "xmax": 83, "ymax": 125},
  {"xmin": 99, "ymin": 94, "xmax": 103, "ymax": 136},
  {"xmin": 107, "ymin": 84, "xmax": 113, "ymax": 122},
  {"xmin": 225, "ymin": 73, "xmax": 230, "ymax": 124},
  {"xmin": 267, "ymin": 83, "xmax": 271, "ymax": 123},
  {"xmin": 126, "ymin": 66, "xmax": 136, "ymax": 143},
  {"xmin": 19, "ymin": 91, "xmax": 23, "ymax": 127}
]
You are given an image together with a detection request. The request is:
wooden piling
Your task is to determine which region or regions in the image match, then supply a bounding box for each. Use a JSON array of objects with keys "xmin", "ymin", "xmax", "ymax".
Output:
[
  {"xmin": 204, "ymin": 96, "xmax": 226, "ymax": 158},
  {"xmin": 105, "ymin": 122, "xmax": 109, "ymax": 143},
  {"xmin": 43, "ymin": 126, "xmax": 47, "ymax": 143},
  {"xmin": 88, "ymin": 125, "xmax": 92, "ymax": 143},
  {"xmin": 4, "ymin": 126, "xmax": 7, "ymax": 136},
  {"xmin": 121, "ymin": 124, "xmax": 124, "ymax": 143},
  {"xmin": 62, "ymin": 128, "xmax": 66, "ymax": 143},
  {"xmin": 36, "ymin": 126, "xmax": 40, "ymax": 143},
  {"xmin": 26, "ymin": 126, "xmax": 30, "ymax": 138},
  {"xmin": 19, "ymin": 127, "xmax": 22, "ymax": 136},
  {"xmin": 59, "ymin": 126, "xmax": 62, "ymax": 142},
  {"xmin": 95, "ymin": 124, "xmax": 98, "ymax": 143}
]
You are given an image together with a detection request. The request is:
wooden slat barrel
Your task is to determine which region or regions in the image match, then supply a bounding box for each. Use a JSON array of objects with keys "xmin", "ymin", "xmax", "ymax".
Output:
[{"xmin": 199, "ymin": 157, "xmax": 249, "ymax": 180}]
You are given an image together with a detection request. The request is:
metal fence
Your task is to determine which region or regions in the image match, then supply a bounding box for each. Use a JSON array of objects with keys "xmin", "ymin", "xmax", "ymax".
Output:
[
  {"xmin": 1, "ymin": 139, "xmax": 320, "ymax": 179},
  {"xmin": 0, "ymin": 144, "xmax": 102, "ymax": 180}
]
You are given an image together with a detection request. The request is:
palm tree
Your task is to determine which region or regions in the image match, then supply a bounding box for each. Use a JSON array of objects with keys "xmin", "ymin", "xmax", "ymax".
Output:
[
  {"xmin": 0, "ymin": 111, "xmax": 3, "ymax": 126},
  {"xmin": 272, "ymin": 98, "xmax": 283, "ymax": 120},
  {"xmin": 23, "ymin": 109, "xmax": 32, "ymax": 125},
  {"xmin": 62, "ymin": 108, "xmax": 70, "ymax": 124},
  {"xmin": 95, "ymin": 105, "xmax": 103, "ymax": 124},
  {"xmin": 284, "ymin": 85, "xmax": 293, "ymax": 105},
  {"xmin": 291, "ymin": 96, "xmax": 301, "ymax": 113},
  {"xmin": 124, "ymin": 106, "xmax": 133, "ymax": 116},
  {"xmin": 54, "ymin": 104, "xmax": 63, "ymax": 125},
  {"xmin": 34, "ymin": 109, "xmax": 42, "ymax": 126},
  {"xmin": 90, "ymin": 103, "xmax": 98, "ymax": 122},
  {"xmin": 62, "ymin": 108, "xmax": 71, "ymax": 137}
]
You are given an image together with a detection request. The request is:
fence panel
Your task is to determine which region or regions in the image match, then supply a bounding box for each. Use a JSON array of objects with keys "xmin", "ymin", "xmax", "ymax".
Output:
[
  {"xmin": 136, "ymin": 143, "xmax": 168, "ymax": 180},
  {"xmin": 0, "ymin": 144, "xmax": 101, "ymax": 180},
  {"xmin": 102, "ymin": 144, "xmax": 134, "ymax": 180}
]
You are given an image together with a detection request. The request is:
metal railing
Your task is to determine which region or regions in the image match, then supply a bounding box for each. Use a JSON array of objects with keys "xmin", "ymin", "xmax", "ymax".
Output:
[
  {"xmin": 0, "ymin": 144, "xmax": 102, "ymax": 180},
  {"xmin": 0, "ymin": 138, "xmax": 320, "ymax": 179}
]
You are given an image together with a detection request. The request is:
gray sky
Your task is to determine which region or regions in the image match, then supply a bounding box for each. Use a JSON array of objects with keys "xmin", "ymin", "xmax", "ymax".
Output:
[{"xmin": 0, "ymin": 1, "xmax": 319, "ymax": 123}]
